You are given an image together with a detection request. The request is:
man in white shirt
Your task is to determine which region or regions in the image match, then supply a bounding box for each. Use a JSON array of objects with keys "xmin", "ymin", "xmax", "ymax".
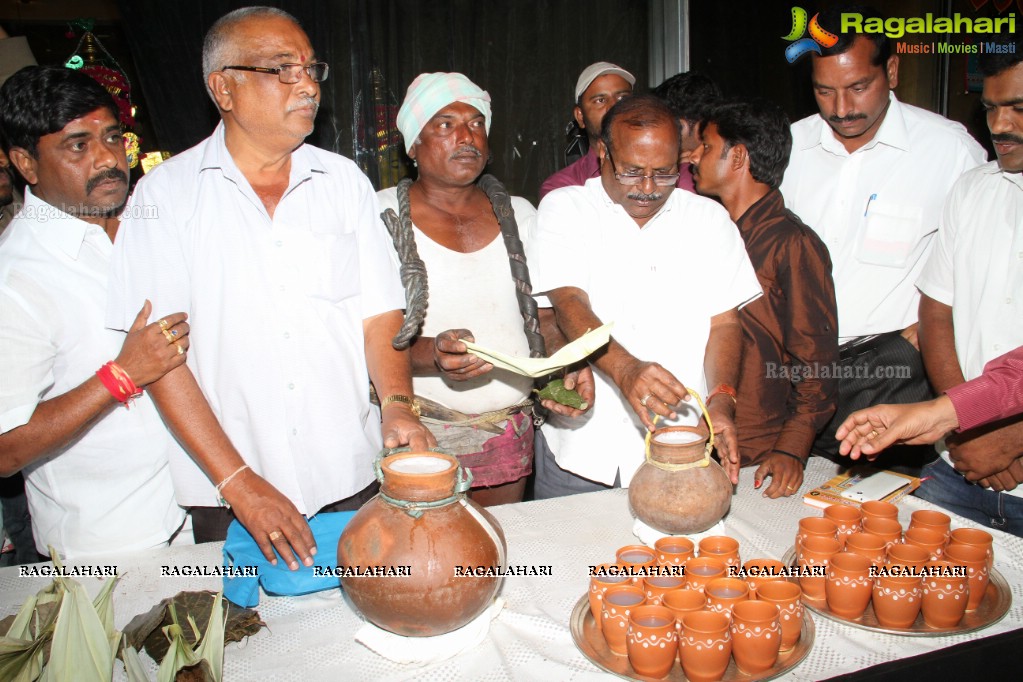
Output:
[
  {"xmin": 915, "ymin": 38, "xmax": 1023, "ymax": 536},
  {"xmin": 0, "ymin": 65, "xmax": 187, "ymax": 559},
  {"xmin": 106, "ymin": 7, "xmax": 432, "ymax": 570},
  {"xmin": 780, "ymin": 5, "xmax": 986, "ymax": 463},
  {"xmin": 530, "ymin": 95, "xmax": 762, "ymax": 497}
]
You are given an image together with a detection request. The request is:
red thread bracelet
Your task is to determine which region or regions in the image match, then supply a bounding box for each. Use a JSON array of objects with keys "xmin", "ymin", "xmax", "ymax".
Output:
[{"xmin": 96, "ymin": 361, "xmax": 142, "ymax": 408}]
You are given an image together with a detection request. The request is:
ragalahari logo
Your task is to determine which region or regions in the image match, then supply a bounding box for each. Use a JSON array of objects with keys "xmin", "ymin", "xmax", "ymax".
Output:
[{"xmin": 782, "ymin": 7, "xmax": 839, "ymax": 63}]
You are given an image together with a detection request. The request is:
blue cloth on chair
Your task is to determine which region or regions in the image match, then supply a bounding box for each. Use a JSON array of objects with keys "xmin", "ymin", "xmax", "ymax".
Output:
[{"xmin": 222, "ymin": 511, "xmax": 355, "ymax": 607}]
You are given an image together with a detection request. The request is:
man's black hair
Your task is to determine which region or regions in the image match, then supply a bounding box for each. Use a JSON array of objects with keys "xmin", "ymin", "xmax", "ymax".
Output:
[
  {"xmin": 816, "ymin": 4, "xmax": 890, "ymax": 67},
  {"xmin": 600, "ymin": 94, "xmax": 680, "ymax": 156},
  {"xmin": 978, "ymin": 36, "xmax": 1023, "ymax": 77},
  {"xmin": 701, "ymin": 98, "xmax": 792, "ymax": 190},
  {"xmin": 652, "ymin": 71, "xmax": 722, "ymax": 125},
  {"xmin": 0, "ymin": 65, "xmax": 119, "ymax": 157}
]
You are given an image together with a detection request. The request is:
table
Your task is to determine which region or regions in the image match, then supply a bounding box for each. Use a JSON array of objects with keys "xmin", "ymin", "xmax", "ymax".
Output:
[{"xmin": 1, "ymin": 457, "xmax": 1021, "ymax": 681}]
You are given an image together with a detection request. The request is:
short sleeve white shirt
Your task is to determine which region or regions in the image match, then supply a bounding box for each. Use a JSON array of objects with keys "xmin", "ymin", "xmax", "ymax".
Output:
[
  {"xmin": 377, "ymin": 188, "xmax": 536, "ymax": 413},
  {"xmin": 781, "ymin": 93, "xmax": 985, "ymax": 341},
  {"xmin": 529, "ymin": 179, "xmax": 762, "ymax": 486},
  {"xmin": 917, "ymin": 163, "xmax": 1023, "ymax": 498},
  {"xmin": 105, "ymin": 124, "xmax": 405, "ymax": 514},
  {"xmin": 0, "ymin": 188, "xmax": 184, "ymax": 558}
]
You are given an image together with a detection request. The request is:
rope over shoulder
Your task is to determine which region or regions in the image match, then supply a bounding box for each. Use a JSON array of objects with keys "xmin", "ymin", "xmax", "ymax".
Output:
[{"xmin": 382, "ymin": 178, "xmax": 427, "ymax": 349}]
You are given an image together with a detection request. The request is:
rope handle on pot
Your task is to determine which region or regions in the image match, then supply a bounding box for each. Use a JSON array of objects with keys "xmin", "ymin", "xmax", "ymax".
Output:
[
  {"xmin": 643, "ymin": 389, "xmax": 716, "ymax": 472},
  {"xmin": 374, "ymin": 447, "xmax": 474, "ymax": 517}
]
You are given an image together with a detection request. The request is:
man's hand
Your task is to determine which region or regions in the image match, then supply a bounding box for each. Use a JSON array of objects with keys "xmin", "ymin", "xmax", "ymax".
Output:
[
  {"xmin": 220, "ymin": 467, "xmax": 317, "ymax": 571},
  {"xmin": 948, "ymin": 419, "xmax": 1023, "ymax": 482},
  {"xmin": 433, "ymin": 329, "xmax": 493, "ymax": 380},
  {"xmin": 382, "ymin": 403, "xmax": 436, "ymax": 451},
  {"xmin": 900, "ymin": 322, "xmax": 920, "ymax": 351},
  {"xmin": 977, "ymin": 458, "xmax": 1023, "ymax": 492},
  {"xmin": 115, "ymin": 300, "xmax": 189, "ymax": 385},
  {"xmin": 754, "ymin": 452, "xmax": 804, "ymax": 498},
  {"xmin": 540, "ymin": 365, "xmax": 595, "ymax": 418},
  {"xmin": 836, "ymin": 397, "xmax": 959, "ymax": 460},
  {"xmin": 707, "ymin": 399, "xmax": 739, "ymax": 485},
  {"xmin": 617, "ymin": 358, "xmax": 690, "ymax": 431}
]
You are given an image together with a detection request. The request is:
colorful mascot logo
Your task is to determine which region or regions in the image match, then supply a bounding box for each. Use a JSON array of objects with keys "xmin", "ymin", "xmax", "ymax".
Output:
[{"xmin": 782, "ymin": 7, "xmax": 839, "ymax": 63}]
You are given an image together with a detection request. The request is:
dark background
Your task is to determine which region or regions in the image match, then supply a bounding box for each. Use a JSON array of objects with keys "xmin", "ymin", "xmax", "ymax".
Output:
[{"xmin": 0, "ymin": 0, "xmax": 1004, "ymax": 204}]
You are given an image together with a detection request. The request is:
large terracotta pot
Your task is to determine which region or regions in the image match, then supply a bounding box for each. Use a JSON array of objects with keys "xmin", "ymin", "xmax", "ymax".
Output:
[
  {"xmin": 337, "ymin": 450, "xmax": 506, "ymax": 636},
  {"xmin": 628, "ymin": 409, "xmax": 731, "ymax": 534}
]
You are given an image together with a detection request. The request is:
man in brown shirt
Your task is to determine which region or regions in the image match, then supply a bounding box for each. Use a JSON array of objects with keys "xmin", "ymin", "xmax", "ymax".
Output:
[{"xmin": 691, "ymin": 99, "xmax": 838, "ymax": 497}]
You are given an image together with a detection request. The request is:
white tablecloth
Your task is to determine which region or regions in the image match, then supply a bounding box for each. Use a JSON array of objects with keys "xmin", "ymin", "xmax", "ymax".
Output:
[{"xmin": 1, "ymin": 457, "xmax": 1020, "ymax": 681}]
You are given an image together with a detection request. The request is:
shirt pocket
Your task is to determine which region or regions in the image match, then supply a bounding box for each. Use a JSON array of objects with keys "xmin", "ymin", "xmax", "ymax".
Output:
[
  {"xmin": 288, "ymin": 230, "xmax": 360, "ymax": 303},
  {"xmin": 856, "ymin": 201, "xmax": 924, "ymax": 269}
]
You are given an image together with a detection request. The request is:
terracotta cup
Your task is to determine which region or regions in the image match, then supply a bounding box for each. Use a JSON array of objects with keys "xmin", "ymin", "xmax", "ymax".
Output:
[
  {"xmin": 656, "ymin": 536, "xmax": 696, "ymax": 567},
  {"xmin": 904, "ymin": 526, "xmax": 947, "ymax": 561},
  {"xmin": 824, "ymin": 505, "xmax": 863, "ymax": 548},
  {"xmin": 885, "ymin": 542, "xmax": 930, "ymax": 571},
  {"xmin": 920, "ymin": 560, "xmax": 968, "ymax": 628},
  {"xmin": 730, "ymin": 600, "xmax": 782, "ymax": 675},
  {"xmin": 825, "ymin": 551, "xmax": 873, "ymax": 619},
  {"xmin": 948, "ymin": 527, "xmax": 994, "ymax": 569},
  {"xmin": 741, "ymin": 558, "xmax": 787, "ymax": 598},
  {"xmin": 684, "ymin": 556, "xmax": 728, "ymax": 594},
  {"xmin": 944, "ymin": 543, "xmax": 990, "ymax": 611},
  {"xmin": 662, "ymin": 588, "xmax": 706, "ymax": 632},
  {"xmin": 698, "ymin": 535, "xmax": 741, "ymax": 572},
  {"xmin": 797, "ymin": 535, "xmax": 841, "ymax": 600},
  {"xmin": 872, "ymin": 573, "xmax": 923, "ymax": 628},
  {"xmin": 643, "ymin": 574, "xmax": 686, "ymax": 606},
  {"xmin": 909, "ymin": 509, "xmax": 952, "ymax": 539},
  {"xmin": 601, "ymin": 584, "xmax": 647, "ymax": 655},
  {"xmin": 796, "ymin": 516, "xmax": 838, "ymax": 548},
  {"xmin": 679, "ymin": 610, "xmax": 732, "ymax": 682},
  {"xmin": 588, "ymin": 563, "xmax": 632, "ymax": 631},
  {"xmin": 860, "ymin": 500, "xmax": 899, "ymax": 524},
  {"xmin": 617, "ymin": 544, "xmax": 658, "ymax": 583},
  {"xmin": 844, "ymin": 532, "xmax": 888, "ymax": 568},
  {"xmin": 705, "ymin": 577, "xmax": 750, "ymax": 619},
  {"xmin": 756, "ymin": 580, "xmax": 803, "ymax": 650},
  {"xmin": 627, "ymin": 604, "xmax": 678, "ymax": 679},
  {"xmin": 861, "ymin": 517, "xmax": 903, "ymax": 549}
]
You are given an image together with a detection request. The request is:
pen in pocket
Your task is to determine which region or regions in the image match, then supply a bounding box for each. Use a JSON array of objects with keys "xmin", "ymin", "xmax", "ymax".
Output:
[{"xmin": 864, "ymin": 193, "xmax": 877, "ymax": 216}]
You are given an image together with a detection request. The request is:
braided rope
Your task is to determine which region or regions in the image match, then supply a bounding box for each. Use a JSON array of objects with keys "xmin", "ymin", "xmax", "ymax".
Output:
[{"xmin": 381, "ymin": 178, "xmax": 428, "ymax": 349}]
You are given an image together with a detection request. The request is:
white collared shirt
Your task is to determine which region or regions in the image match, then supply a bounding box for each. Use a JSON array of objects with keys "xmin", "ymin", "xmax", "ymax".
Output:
[
  {"xmin": 0, "ymin": 188, "xmax": 184, "ymax": 558},
  {"xmin": 917, "ymin": 162, "xmax": 1023, "ymax": 498},
  {"xmin": 530, "ymin": 178, "xmax": 762, "ymax": 486},
  {"xmin": 106, "ymin": 124, "xmax": 405, "ymax": 513},
  {"xmin": 781, "ymin": 93, "xmax": 985, "ymax": 341}
]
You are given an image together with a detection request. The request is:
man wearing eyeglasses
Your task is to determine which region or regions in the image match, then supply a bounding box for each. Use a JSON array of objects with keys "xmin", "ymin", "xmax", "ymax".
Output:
[
  {"xmin": 529, "ymin": 95, "xmax": 762, "ymax": 498},
  {"xmin": 106, "ymin": 7, "xmax": 433, "ymax": 568}
]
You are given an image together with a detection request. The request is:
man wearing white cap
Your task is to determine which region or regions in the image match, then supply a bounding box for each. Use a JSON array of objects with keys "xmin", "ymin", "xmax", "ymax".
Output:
[
  {"xmin": 379, "ymin": 72, "xmax": 593, "ymax": 506},
  {"xmin": 105, "ymin": 7, "xmax": 432, "ymax": 568}
]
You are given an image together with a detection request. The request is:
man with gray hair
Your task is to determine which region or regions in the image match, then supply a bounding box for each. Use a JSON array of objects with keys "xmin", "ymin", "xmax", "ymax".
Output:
[{"xmin": 106, "ymin": 7, "xmax": 432, "ymax": 568}]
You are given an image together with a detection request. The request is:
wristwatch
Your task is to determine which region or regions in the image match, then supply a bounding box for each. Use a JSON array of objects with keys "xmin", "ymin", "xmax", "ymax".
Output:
[
  {"xmin": 380, "ymin": 394, "xmax": 422, "ymax": 417},
  {"xmin": 707, "ymin": 383, "xmax": 738, "ymax": 406}
]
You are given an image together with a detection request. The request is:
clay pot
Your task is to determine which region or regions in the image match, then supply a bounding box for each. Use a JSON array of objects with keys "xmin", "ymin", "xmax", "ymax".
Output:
[
  {"xmin": 730, "ymin": 600, "xmax": 781, "ymax": 675},
  {"xmin": 910, "ymin": 509, "xmax": 951, "ymax": 539},
  {"xmin": 698, "ymin": 535, "xmax": 741, "ymax": 572},
  {"xmin": 627, "ymin": 605, "xmax": 678, "ymax": 679},
  {"xmin": 948, "ymin": 527, "xmax": 994, "ymax": 569},
  {"xmin": 684, "ymin": 556, "xmax": 727, "ymax": 594},
  {"xmin": 797, "ymin": 535, "xmax": 841, "ymax": 600},
  {"xmin": 825, "ymin": 552, "xmax": 873, "ymax": 619},
  {"xmin": 589, "ymin": 564, "xmax": 632, "ymax": 631},
  {"xmin": 655, "ymin": 536, "xmax": 696, "ymax": 567},
  {"xmin": 844, "ymin": 532, "xmax": 888, "ymax": 568},
  {"xmin": 824, "ymin": 505, "xmax": 863, "ymax": 548},
  {"xmin": 872, "ymin": 573, "xmax": 923, "ymax": 628},
  {"xmin": 740, "ymin": 558, "xmax": 787, "ymax": 598},
  {"xmin": 885, "ymin": 543, "xmax": 930, "ymax": 571},
  {"xmin": 679, "ymin": 610, "xmax": 732, "ymax": 682},
  {"xmin": 944, "ymin": 543, "xmax": 990, "ymax": 611},
  {"xmin": 796, "ymin": 516, "xmax": 838, "ymax": 548},
  {"xmin": 904, "ymin": 527, "xmax": 947, "ymax": 561},
  {"xmin": 602, "ymin": 584, "xmax": 647, "ymax": 655},
  {"xmin": 860, "ymin": 500, "xmax": 899, "ymax": 524},
  {"xmin": 861, "ymin": 517, "xmax": 903, "ymax": 549},
  {"xmin": 643, "ymin": 575, "xmax": 686, "ymax": 605},
  {"xmin": 629, "ymin": 424, "xmax": 731, "ymax": 534},
  {"xmin": 756, "ymin": 580, "xmax": 803, "ymax": 650},
  {"xmin": 705, "ymin": 577, "xmax": 750, "ymax": 619},
  {"xmin": 617, "ymin": 544, "xmax": 657, "ymax": 584},
  {"xmin": 337, "ymin": 451, "xmax": 505, "ymax": 636},
  {"xmin": 662, "ymin": 588, "xmax": 706, "ymax": 632},
  {"xmin": 920, "ymin": 560, "xmax": 968, "ymax": 628}
]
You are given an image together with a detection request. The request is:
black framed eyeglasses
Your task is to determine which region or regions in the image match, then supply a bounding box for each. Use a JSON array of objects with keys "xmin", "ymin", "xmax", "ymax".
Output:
[
  {"xmin": 222, "ymin": 62, "xmax": 329, "ymax": 84},
  {"xmin": 605, "ymin": 148, "xmax": 680, "ymax": 187}
]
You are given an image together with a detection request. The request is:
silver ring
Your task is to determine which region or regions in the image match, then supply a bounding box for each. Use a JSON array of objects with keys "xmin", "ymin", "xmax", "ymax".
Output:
[{"xmin": 640, "ymin": 393, "xmax": 653, "ymax": 407}]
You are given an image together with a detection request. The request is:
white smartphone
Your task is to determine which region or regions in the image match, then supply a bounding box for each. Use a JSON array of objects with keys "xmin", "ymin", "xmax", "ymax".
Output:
[{"xmin": 839, "ymin": 471, "xmax": 913, "ymax": 503}]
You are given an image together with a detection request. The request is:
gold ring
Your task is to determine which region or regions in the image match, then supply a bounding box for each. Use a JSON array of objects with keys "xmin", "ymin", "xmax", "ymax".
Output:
[
  {"xmin": 162, "ymin": 329, "xmax": 175, "ymax": 343},
  {"xmin": 269, "ymin": 530, "xmax": 282, "ymax": 542},
  {"xmin": 868, "ymin": 429, "xmax": 879, "ymax": 439},
  {"xmin": 175, "ymin": 342, "xmax": 184, "ymax": 355},
  {"xmin": 640, "ymin": 393, "xmax": 653, "ymax": 407},
  {"xmin": 158, "ymin": 319, "xmax": 169, "ymax": 330},
  {"xmin": 787, "ymin": 485, "xmax": 797, "ymax": 491}
]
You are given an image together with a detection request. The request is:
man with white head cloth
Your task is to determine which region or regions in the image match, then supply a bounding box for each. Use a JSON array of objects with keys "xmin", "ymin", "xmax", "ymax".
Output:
[
  {"xmin": 380, "ymin": 72, "xmax": 593, "ymax": 506},
  {"xmin": 106, "ymin": 6, "xmax": 432, "ymax": 568}
]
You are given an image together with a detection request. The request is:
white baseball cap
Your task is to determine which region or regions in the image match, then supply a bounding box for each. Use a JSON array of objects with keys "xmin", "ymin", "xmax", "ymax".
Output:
[{"xmin": 574, "ymin": 62, "xmax": 635, "ymax": 101}]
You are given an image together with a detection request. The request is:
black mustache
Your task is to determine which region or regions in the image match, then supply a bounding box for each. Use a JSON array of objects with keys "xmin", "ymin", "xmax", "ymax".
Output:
[
  {"xmin": 86, "ymin": 168, "xmax": 128, "ymax": 194},
  {"xmin": 627, "ymin": 191, "xmax": 664, "ymax": 202},
  {"xmin": 992, "ymin": 133, "xmax": 1023, "ymax": 145},
  {"xmin": 828, "ymin": 113, "xmax": 867, "ymax": 124}
]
